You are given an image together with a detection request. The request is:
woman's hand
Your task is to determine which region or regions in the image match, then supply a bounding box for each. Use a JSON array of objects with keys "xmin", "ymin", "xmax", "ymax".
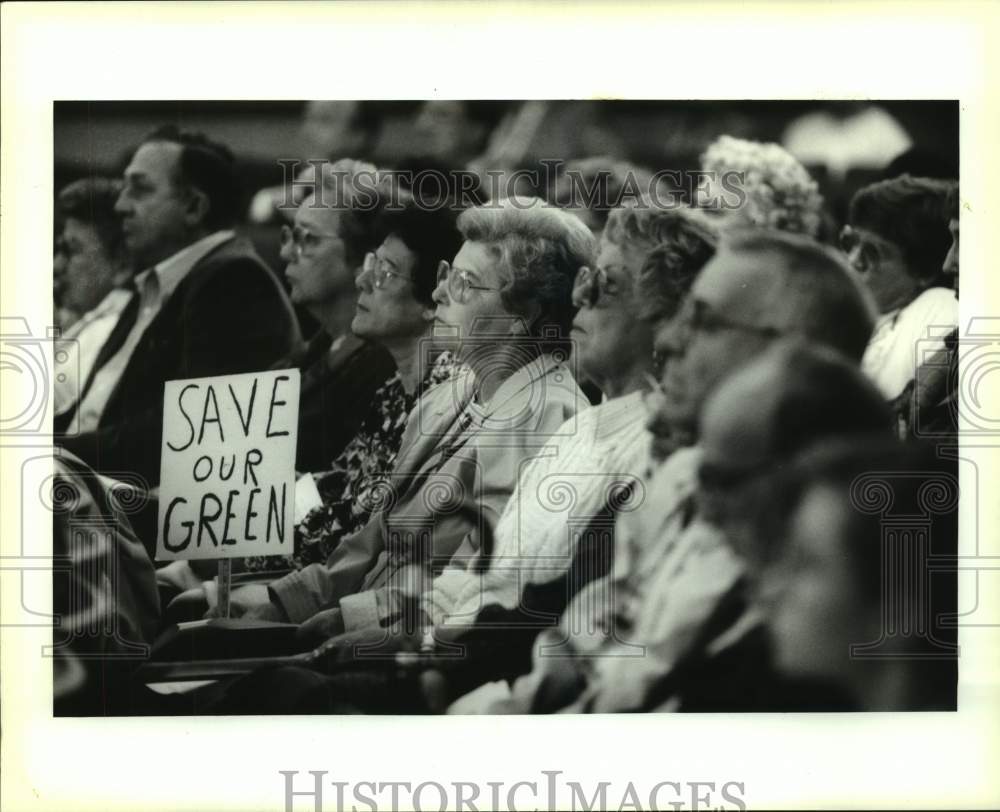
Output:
[{"xmin": 204, "ymin": 583, "xmax": 275, "ymax": 620}]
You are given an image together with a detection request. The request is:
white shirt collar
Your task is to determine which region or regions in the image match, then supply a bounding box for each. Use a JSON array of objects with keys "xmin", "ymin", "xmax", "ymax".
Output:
[{"xmin": 135, "ymin": 230, "xmax": 235, "ymax": 301}]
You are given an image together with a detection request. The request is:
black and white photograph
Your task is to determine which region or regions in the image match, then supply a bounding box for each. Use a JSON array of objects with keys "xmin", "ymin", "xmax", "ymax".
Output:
[{"xmin": 2, "ymin": 3, "xmax": 998, "ymax": 811}]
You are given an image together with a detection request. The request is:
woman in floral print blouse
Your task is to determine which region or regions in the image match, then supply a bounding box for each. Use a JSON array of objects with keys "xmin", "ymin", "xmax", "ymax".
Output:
[{"xmin": 243, "ymin": 196, "xmax": 467, "ymax": 574}]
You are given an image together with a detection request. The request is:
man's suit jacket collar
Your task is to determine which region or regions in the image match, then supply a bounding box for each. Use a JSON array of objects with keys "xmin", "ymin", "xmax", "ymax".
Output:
[{"xmin": 136, "ymin": 230, "xmax": 236, "ymax": 304}]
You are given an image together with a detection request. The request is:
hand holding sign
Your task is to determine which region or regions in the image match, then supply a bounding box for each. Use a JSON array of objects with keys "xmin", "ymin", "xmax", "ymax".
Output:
[{"xmin": 157, "ymin": 369, "xmax": 300, "ymax": 562}]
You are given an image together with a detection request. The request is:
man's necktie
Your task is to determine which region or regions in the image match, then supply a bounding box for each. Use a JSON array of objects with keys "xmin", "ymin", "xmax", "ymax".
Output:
[{"xmin": 69, "ymin": 278, "xmax": 142, "ymax": 418}]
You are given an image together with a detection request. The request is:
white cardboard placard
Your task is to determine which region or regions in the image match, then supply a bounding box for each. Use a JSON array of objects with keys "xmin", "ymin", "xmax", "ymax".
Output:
[{"xmin": 156, "ymin": 368, "xmax": 300, "ymax": 561}]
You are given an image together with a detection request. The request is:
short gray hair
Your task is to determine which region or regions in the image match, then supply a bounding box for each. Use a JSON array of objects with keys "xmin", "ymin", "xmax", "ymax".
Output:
[
  {"xmin": 457, "ymin": 196, "xmax": 595, "ymax": 342},
  {"xmin": 723, "ymin": 228, "xmax": 878, "ymax": 362}
]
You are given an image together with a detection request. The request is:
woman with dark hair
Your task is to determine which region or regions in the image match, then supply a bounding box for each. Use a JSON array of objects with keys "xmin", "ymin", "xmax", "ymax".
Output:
[
  {"xmin": 842, "ymin": 175, "xmax": 958, "ymax": 400},
  {"xmin": 167, "ymin": 195, "xmax": 464, "ymax": 616}
]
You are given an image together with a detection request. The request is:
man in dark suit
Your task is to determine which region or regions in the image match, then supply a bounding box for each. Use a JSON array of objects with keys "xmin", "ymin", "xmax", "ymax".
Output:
[{"xmin": 59, "ymin": 126, "xmax": 302, "ymax": 489}]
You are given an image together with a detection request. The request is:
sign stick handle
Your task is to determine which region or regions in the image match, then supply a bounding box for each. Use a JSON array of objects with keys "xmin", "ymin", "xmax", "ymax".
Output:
[{"xmin": 217, "ymin": 559, "xmax": 233, "ymax": 619}]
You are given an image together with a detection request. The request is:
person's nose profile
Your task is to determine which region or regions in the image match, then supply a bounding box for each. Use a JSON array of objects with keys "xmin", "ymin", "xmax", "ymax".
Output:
[
  {"xmin": 431, "ymin": 261, "xmax": 451, "ymax": 306},
  {"xmin": 113, "ymin": 187, "xmax": 131, "ymax": 216}
]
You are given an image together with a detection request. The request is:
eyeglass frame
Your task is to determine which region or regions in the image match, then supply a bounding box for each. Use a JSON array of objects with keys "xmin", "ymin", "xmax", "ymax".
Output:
[
  {"xmin": 437, "ymin": 260, "xmax": 503, "ymax": 304},
  {"xmin": 361, "ymin": 251, "xmax": 412, "ymax": 289},
  {"xmin": 280, "ymin": 223, "xmax": 342, "ymax": 260},
  {"xmin": 682, "ymin": 297, "xmax": 784, "ymax": 340},
  {"xmin": 838, "ymin": 224, "xmax": 899, "ymax": 269}
]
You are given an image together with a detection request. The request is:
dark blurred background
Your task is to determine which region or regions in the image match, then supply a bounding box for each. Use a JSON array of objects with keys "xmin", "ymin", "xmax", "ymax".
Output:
[{"xmin": 55, "ymin": 99, "xmax": 958, "ymax": 275}]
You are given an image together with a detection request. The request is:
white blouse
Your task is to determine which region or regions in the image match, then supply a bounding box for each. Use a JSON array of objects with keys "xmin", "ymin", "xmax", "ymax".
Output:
[{"xmin": 862, "ymin": 286, "xmax": 958, "ymax": 399}]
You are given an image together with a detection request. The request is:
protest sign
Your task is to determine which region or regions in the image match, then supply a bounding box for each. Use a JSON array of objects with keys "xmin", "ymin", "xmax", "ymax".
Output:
[{"xmin": 156, "ymin": 369, "xmax": 300, "ymax": 562}]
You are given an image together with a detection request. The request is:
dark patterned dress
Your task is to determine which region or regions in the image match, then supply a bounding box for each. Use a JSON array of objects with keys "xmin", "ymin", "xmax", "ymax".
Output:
[{"xmin": 243, "ymin": 352, "xmax": 456, "ymax": 573}]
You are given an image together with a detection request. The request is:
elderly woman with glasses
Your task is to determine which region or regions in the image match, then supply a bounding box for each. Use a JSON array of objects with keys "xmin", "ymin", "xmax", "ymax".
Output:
[
  {"xmin": 278, "ymin": 158, "xmax": 398, "ymax": 474},
  {"xmin": 232, "ymin": 196, "xmax": 592, "ymax": 635},
  {"xmin": 211, "ymin": 205, "xmax": 721, "ymax": 713},
  {"xmin": 420, "ymin": 204, "xmax": 719, "ymax": 634},
  {"xmin": 164, "ymin": 193, "xmax": 464, "ymax": 618}
]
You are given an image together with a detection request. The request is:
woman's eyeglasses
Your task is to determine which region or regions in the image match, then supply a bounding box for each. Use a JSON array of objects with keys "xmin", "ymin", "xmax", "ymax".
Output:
[
  {"xmin": 437, "ymin": 261, "xmax": 502, "ymax": 303},
  {"xmin": 839, "ymin": 225, "xmax": 893, "ymax": 269},
  {"xmin": 361, "ymin": 252, "xmax": 411, "ymax": 289},
  {"xmin": 572, "ymin": 265, "xmax": 622, "ymax": 308},
  {"xmin": 280, "ymin": 224, "xmax": 340, "ymax": 260}
]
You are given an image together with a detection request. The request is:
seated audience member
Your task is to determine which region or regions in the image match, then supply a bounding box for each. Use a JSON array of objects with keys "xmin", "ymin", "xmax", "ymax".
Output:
[
  {"xmin": 228, "ymin": 197, "xmax": 592, "ymax": 631},
  {"xmin": 59, "ymin": 126, "xmax": 301, "ymax": 486},
  {"xmin": 285, "ymin": 198, "xmax": 464, "ymax": 568},
  {"xmin": 52, "ymin": 178, "xmax": 134, "ymax": 419},
  {"xmin": 893, "ymin": 180, "xmax": 961, "ymax": 439},
  {"xmin": 278, "ymin": 159, "xmax": 397, "ymax": 473},
  {"xmin": 697, "ymin": 134, "xmax": 825, "ymax": 238},
  {"xmin": 439, "ymin": 228, "xmax": 878, "ymax": 713},
  {"xmin": 52, "ymin": 450, "xmax": 160, "ymax": 715},
  {"xmin": 168, "ymin": 198, "xmax": 464, "ymax": 614},
  {"xmin": 760, "ymin": 438, "xmax": 958, "ymax": 711},
  {"xmin": 581, "ymin": 342, "xmax": 895, "ymax": 713},
  {"xmin": 549, "ymin": 157, "xmax": 660, "ymax": 236},
  {"xmin": 422, "ymin": 206, "xmax": 718, "ymax": 630},
  {"xmin": 842, "ymin": 175, "xmax": 958, "ymax": 402}
]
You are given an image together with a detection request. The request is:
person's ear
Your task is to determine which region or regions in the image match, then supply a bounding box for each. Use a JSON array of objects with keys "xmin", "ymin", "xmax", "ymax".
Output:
[
  {"xmin": 420, "ymin": 302, "xmax": 436, "ymax": 323},
  {"xmin": 184, "ymin": 188, "xmax": 211, "ymax": 229}
]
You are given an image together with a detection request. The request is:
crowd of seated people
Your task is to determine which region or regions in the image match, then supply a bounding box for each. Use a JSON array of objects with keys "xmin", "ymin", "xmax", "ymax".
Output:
[{"xmin": 51, "ymin": 116, "xmax": 960, "ymax": 715}]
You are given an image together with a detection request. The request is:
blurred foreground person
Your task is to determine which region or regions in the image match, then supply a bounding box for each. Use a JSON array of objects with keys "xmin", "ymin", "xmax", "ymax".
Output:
[
  {"xmin": 53, "ymin": 178, "xmax": 133, "ymax": 418},
  {"xmin": 843, "ymin": 175, "xmax": 958, "ymax": 402},
  {"xmin": 53, "ymin": 451, "xmax": 160, "ymax": 716},
  {"xmin": 596, "ymin": 342, "xmax": 895, "ymax": 712},
  {"xmin": 448, "ymin": 229, "xmax": 878, "ymax": 713},
  {"xmin": 209, "ymin": 207, "xmax": 715, "ymax": 714},
  {"xmin": 59, "ymin": 126, "xmax": 301, "ymax": 486},
  {"xmin": 760, "ymin": 438, "xmax": 958, "ymax": 711}
]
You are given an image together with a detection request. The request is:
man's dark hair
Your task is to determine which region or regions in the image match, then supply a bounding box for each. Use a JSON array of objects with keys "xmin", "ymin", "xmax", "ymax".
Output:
[
  {"xmin": 376, "ymin": 198, "xmax": 465, "ymax": 307},
  {"xmin": 321, "ymin": 159, "xmax": 395, "ymax": 270},
  {"xmin": 57, "ymin": 177, "xmax": 125, "ymax": 263},
  {"xmin": 849, "ymin": 175, "xmax": 956, "ymax": 285},
  {"xmin": 141, "ymin": 124, "xmax": 242, "ymax": 231}
]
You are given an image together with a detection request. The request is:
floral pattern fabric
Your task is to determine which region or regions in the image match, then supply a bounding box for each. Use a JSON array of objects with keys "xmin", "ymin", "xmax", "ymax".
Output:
[{"xmin": 243, "ymin": 353, "xmax": 456, "ymax": 573}]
